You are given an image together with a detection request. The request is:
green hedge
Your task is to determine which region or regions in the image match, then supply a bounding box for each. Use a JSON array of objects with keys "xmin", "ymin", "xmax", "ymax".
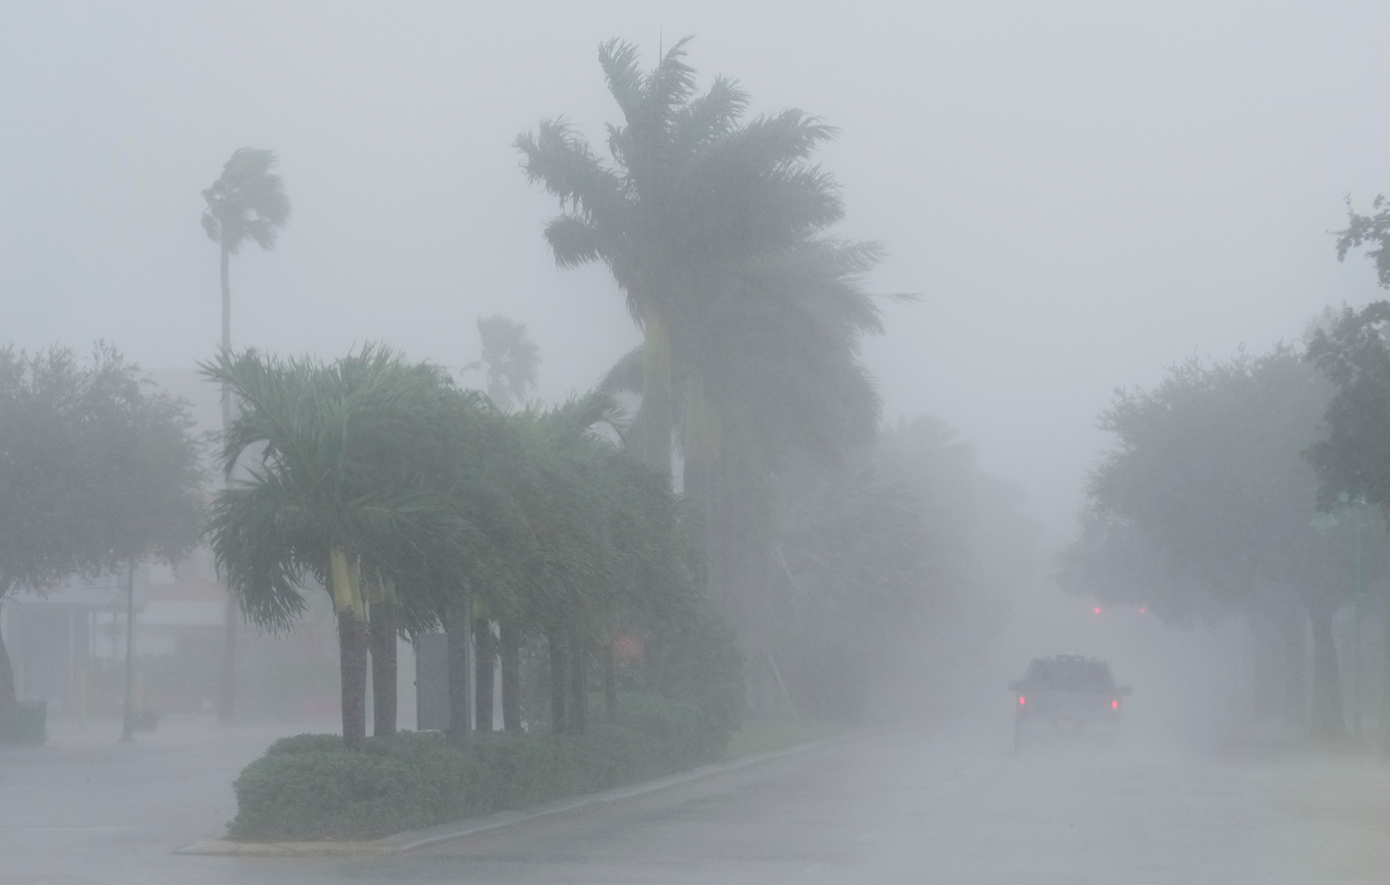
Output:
[{"xmin": 230, "ymin": 692, "xmax": 728, "ymax": 840}]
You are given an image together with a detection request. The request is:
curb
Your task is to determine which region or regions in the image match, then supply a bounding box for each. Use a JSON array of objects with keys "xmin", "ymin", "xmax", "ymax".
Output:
[{"xmin": 174, "ymin": 730, "xmax": 858, "ymax": 857}]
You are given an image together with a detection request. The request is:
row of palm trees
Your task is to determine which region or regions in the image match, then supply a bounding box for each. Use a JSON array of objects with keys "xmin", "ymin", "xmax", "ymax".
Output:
[{"xmin": 204, "ymin": 346, "xmax": 701, "ymax": 749}]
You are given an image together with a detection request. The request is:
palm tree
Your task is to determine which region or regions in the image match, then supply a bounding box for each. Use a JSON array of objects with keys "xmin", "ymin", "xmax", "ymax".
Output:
[
  {"xmin": 516, "ymin": 37, "xmax": 842, "ymax": 476},
  {"xmin": 201, "ymin": 147, "xmax": 290, "ymax": 724},
  {"xmin": 203, "ymin": 347, "xmax": 464, "ymax": 749},
  {"xmin": 463, "ymin": 314, "xmax": 541, "ymax": 729},
  {"xmin": 464, "ymin": 315, "xmax": 540, "ymax": 414},
  {"xmin": 519, "ymin": 40, "xmax": 889, "ymax": 710}
]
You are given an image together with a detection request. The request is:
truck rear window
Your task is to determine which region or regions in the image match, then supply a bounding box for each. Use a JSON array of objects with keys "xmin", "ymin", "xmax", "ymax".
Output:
[{"xmin": 1026, "ymin": 660, "xmax": 1113, "ymax": 690}]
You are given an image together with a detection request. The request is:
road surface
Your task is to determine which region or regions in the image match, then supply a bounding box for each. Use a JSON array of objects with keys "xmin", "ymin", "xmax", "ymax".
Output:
[{"xmin": 4, "ymin": 716, "xmax": 1390, "ymax": 884}]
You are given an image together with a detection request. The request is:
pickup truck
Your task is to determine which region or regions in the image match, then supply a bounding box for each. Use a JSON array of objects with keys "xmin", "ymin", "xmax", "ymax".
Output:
[{"xmin": 1009, "ymin": 655, "xmax": 1130, "ymax": 750}]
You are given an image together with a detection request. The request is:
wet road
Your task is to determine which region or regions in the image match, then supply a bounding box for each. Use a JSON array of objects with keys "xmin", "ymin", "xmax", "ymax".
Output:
[{"xmin": 5, "ymin": 718, "xmax": 1390, "ymax": 884}]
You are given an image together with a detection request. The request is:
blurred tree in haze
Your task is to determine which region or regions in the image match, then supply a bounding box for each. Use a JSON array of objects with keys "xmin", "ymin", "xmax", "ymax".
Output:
[
  {"xmin": 201, "ymin": 148, "xmax": 291, "ymax": 373},
  {"xmin": 1070, "ymin": 347, "xmax": 1371, "ymax": 738},
  {"xmin": 516, "ymin": 37, "xmax": 851, "ymax": 475},
  {"xmin": 463, "ymin": 315, "xmax": 540, "ymax": 414},
  {"xmin": 771, "ymin": 417, "xmax": 1033, "ymax": 722},
  {"xmin": 1335, "ymin": 195, "xmax": 1390, "ymax": 288},
  {"xmin": 0, "ymin": 345, "xmax": 203, "ymax": 737},
  {"xmin": 1306, "ymin": 306, "xmax": 1390, "ymax": 521},
  {"xmin": 518, "ymin": 38, "xmax": 889, "ymax": 708},
  {"xmin": 201, "ymin": 146, "xmax": 290, "ymax": 724}
]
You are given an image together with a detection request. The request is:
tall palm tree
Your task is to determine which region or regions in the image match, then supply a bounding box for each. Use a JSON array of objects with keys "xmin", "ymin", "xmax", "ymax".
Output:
[
  {"xmin": 519, "ymin": 39, "xmax": 891, "ymax": 709},
  {"xmin": 516, "ymin": 37, "xmax": 843, "ymax": 476},
  {"xmin": 201, "ymin": 147, "xmax": 290, "ymax": 724}
]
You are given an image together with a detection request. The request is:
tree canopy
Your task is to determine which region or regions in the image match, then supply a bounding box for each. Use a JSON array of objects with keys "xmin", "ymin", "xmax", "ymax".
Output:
[
  {"xmin": 0, "ymin": 344, "xmax": 203, "ymax": 595},
  {"xmin": 203, "ymin": 346, "xmax": 721, "ymax": 746},
  {"xmin": 1066, "ymin": 346, "xmax": 1366, "ymax": 737},
  {"xmin": 201, "ymin": 148, "xmax": 291, "ymax": 255},
  {"xmin": 0, "ymin": 344, "xmax": 204, "ymax": 729}
]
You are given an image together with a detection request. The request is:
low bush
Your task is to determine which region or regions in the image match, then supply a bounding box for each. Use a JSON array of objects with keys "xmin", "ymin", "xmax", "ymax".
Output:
[{"xmin": 230, "ymin": 692, "xmax": 723, "ymax": 840}]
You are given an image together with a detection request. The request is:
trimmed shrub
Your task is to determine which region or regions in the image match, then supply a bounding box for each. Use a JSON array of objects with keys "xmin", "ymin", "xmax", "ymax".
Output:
[
  {"xmin": 229, "ymin": 693, "xmax": 723, "ymax": 841},
  {"xmin": 264, "ymin": 733, "xmax": 344, "ymax": 756}
]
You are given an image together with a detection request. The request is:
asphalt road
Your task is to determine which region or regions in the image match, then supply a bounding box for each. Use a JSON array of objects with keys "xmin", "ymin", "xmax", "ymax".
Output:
[{"xmin": 5, "ymin": 716, "xmax": 1390, "ymax": 884}]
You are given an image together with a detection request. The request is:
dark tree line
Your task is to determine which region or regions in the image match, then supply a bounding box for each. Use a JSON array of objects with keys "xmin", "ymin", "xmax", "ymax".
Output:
[{"xmin": 1062, "ymin": 195, "xmax": 1390, "ymax": 740}]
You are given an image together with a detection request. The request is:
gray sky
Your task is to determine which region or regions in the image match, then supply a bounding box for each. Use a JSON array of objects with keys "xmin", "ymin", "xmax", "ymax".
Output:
[{"xmin": 3, "ymin": 1, "xmax": 1388, "ymax": 548}]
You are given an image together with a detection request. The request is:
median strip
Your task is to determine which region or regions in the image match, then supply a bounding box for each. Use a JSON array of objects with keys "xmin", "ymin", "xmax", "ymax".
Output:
[{"xmin": 174, "ymin": 730, "xmax": 856, "ymax": 857}]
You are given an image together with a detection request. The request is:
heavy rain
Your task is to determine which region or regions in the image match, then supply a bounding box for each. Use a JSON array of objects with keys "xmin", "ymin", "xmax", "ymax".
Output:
[{"xmin": 3, "ymin": 3, "xmax": 1390, "ymax": 883}]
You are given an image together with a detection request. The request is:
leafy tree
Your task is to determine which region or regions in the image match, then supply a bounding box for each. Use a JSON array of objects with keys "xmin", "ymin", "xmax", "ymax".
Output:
[
  {"xmin": 201, "ymin": 146, "xmax": 290, "ymax": 723},
  {"xmin": 772, "ymin": 417, "xmax": 1030, "ymax": 721},
  {"xmin": 1335, "ymin": 195, "xmax": 1390, "ymax": 288},
  {"xmin": 0, "ymin": 345, "xmax": 203, "ymax": 734},
  {"xmin": 1077, "ymin": 347, "xmax": 1357, "ymax": 737},
  {"xmin": 1307, "ymin": 304, "xmax": 1390, "ymax": 515}
]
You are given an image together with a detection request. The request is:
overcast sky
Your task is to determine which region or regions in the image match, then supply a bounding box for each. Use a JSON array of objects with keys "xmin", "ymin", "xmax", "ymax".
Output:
[{"xmin": 3, "ymin": 1, "xmax": 1388, "ymax": 548}]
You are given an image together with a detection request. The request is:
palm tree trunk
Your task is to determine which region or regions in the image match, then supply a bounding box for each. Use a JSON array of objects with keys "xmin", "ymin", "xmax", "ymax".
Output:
[
  {"xmin": 0, "ymin": 598, "xmax": 18, "ymax": 737},
  {"xmin": 369, "ymin": 601, "xmax": 397, "ymax": 736},
  {"xmin": 567, "ymin": 622, "xmax": 587, "ymax": 736},
  {"xmin": 473, "ymin": 618, "xmax": 495, "ymax": 731},
  {"xmin": 640, "ymin": 312, "xmax": 673, "ymax": 476},
  {"xmin": 1308, "ymin": 600, "xmax": 1349, "ymax": 740},
  {"xmin": 603, "ymin": 640, "xmax": 618, "ymax": 724},
  {"xmin": 499, "ymin": 621, "xmax": 521, "ymax": 731},
  {"xmin": 217, "ymin": 238, "xmax": 238, "ymax": 726},
  {"xmin": 337, "ymin": 613, "xmax": 368, "ymax": 750},
  {"xmin": 444, "ymin": 593, "xmax": 471, "ymax": 746},
  {"xmin": 547, "ymin": 625, "xmax": 567, "ymax": 735}
]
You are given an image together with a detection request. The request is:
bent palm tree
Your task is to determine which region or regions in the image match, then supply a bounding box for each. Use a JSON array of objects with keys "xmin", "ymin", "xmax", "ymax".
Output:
[
  {"xmin": 201, "ymin": 147, "xmax": 290, "ymax": 724},
  {"xmin": 517, "ymin": 38, "xmax": 843, "ymax": 475},
  {"xmin": 520, "ymin": 40, "xmax": 892, "ymax": 710},
  {"xmin": 464, "ymin": 315, "xmax": 540, "ymax": 414}
]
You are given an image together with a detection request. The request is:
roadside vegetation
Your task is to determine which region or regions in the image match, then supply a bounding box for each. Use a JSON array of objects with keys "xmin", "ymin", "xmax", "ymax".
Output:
[
  {"xmin": 0, "ymin": 37, "xmax": 1026, "ymax": 839},
  {"xmin": 1061, "ymin": 196, "xmax": 1390, "ymax": 743}
]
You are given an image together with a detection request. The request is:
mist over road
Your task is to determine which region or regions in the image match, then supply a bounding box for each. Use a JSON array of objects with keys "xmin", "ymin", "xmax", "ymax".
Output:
[
  {"xmin": 6, "ymin": 716, "xmax": 1388, "ymax": 885},
  {"xmin": 389, "ymin": 726, "xmax": 1390, "ymax": 884}
]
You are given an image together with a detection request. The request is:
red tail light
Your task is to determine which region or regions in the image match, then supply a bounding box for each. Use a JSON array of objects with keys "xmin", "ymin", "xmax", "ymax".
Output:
[
  {"xmin": 1111, "ymin": 699, "xmax": 1119, "ymax": 709},
  {"xmin": 1018, "ymin": 696, "xmax": 1026, "ymax": 706}
]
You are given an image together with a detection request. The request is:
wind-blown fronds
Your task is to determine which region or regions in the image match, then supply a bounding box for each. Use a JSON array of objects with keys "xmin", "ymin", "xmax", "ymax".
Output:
[{"xmin": 201, "ymin": 148, "xmax": 291, "ymax": 254}]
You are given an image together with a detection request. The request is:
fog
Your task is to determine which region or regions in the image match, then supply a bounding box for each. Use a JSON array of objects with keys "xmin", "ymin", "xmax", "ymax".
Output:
[
  {"xmin": 6, "ymin": 2, "xmax": 1389, "ymax": 544},
  {"xmin": 6, "ymin": 2, "xmax": 1390, "ymax": 882}
]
